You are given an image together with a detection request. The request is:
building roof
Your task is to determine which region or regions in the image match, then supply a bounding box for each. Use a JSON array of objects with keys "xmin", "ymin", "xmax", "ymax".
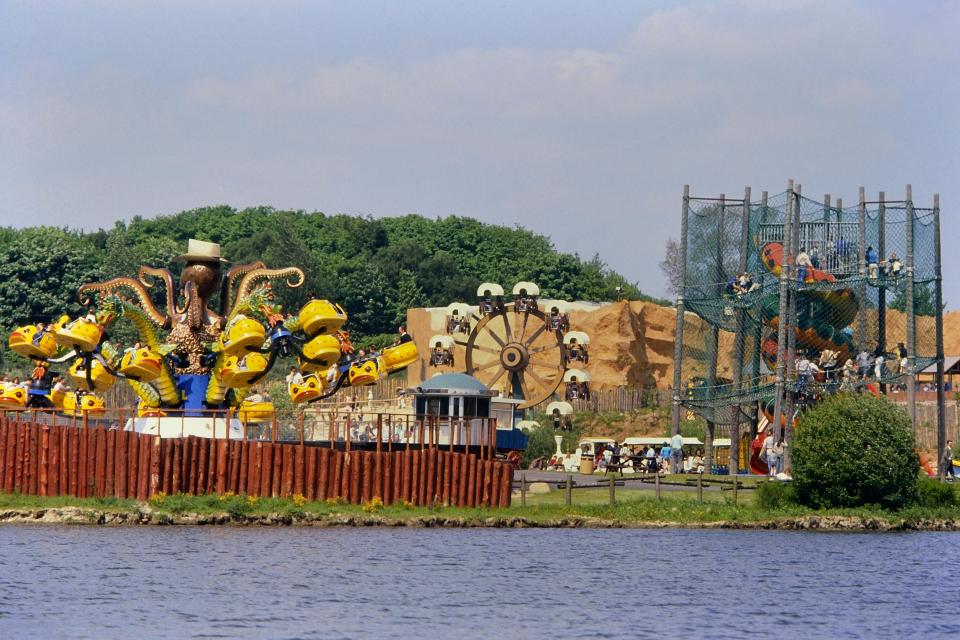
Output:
[
  {"xmin": 414, "ymin": 372, "xmax": 492, "ymax": 395},
  {"xmin": 921, "ymin": 356, "xmax": 960, "ymax": 375}
]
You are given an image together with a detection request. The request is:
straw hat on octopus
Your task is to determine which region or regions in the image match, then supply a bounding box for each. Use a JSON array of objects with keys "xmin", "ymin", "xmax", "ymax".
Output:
[{"xmin": 174, "ymin": 239, "xmax": 229, "ymax": 264}]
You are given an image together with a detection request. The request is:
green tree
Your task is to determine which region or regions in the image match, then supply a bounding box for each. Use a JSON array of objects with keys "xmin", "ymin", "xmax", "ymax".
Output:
[
  {"xmin": 889, "ymin": 281, "xmax": 939, "ymax": 316},
  {"xmin": 388, "ymin": 269, "xmax": 429, "ymax": 326},
  {"xmin": 0, "ymin": 227, "xmax": 102, "ymax": 328},
  {"xmin": 792, "ymin": 394, "xmax": 919, "ymax": 509}
]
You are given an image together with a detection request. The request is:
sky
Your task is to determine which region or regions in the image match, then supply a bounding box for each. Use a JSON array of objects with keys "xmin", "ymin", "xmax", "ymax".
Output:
[{"xmin": 1, "ymin": 0, "xmax": 957, "ymax": 306}]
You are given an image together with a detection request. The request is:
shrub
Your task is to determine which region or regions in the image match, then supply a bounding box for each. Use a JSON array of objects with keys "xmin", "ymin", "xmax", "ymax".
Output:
[
  {"xmin": 522, "ymin": 420, "xmax": 583, "ymax": 468},
  {"xmin": 792, "ymin": 394, "xmax": 919, "ymax": 510},
  {"xmin": 916, "ymin": 476, "xmax": 957, "ymax": 508},
  {"xmin": 755, "ymin": 480, "xmax": 797, "ymax": 510}
]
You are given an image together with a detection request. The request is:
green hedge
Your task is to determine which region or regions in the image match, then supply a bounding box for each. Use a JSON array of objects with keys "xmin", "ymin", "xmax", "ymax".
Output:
[{"xmin": 792, "ymin": 394, "xmax": 919, "ymax": 510}]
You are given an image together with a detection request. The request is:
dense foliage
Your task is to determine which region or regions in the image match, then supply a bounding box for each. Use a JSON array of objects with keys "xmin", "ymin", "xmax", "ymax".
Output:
[
  {"xmin": 792, "ymin": 394, "xmax": 920, "ymax": 510},
  {"xmin": 0, "ymin": 207, "xmax": 658, "ymax": 372},
  {"xmin": 522, "ymin": 417, "xmax": 584, "ymax": 468}
]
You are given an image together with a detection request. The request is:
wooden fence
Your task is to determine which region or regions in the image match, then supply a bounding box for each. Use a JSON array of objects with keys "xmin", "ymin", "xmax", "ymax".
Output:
[
  {"xmin": 0, "ymin": 418, "xmax": 513, "ymax": 508},
  {"xmin": 571, "ymin": 387, "xmax": 669, "ymax": 413}
]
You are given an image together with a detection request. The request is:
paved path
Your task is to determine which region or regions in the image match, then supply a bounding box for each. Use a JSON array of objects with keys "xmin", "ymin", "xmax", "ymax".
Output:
[{"xmin": 515, "ymin": 470, "xmax": 731, "ymax": 492}]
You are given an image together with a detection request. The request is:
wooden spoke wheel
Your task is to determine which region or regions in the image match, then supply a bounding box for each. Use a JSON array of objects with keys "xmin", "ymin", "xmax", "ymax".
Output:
[{"xmin": 463, "ymin": 304, "xmax": 565, "ymax": 409}]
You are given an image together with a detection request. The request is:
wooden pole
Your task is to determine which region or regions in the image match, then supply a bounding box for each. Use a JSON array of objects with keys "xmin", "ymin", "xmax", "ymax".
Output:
[
  {"xmin": 564, "ymin": 473, "xmax": 572, "ymax": 506},
  {"xmin": 857, "ymin": 186, "xmax": 868, "ymax": 351},
  {"xmin": 772, "ymin": 180, "xmax": 794, "ymax": 444},
  {"xmin": 906, "ymin": 184, "xmax": 917, "ymax": 430},
  {"xmin": 729, "ymin": 186, "xmax": 751, "ymax": 477},
  {"xmin": 750, "ymin": 191, "xmax": 767, "ymax": 444},
  {"xmin": 934, "ymin": 193, "xmax": 946, "ymax": 462},
  {"xmin": 670, "ymin": 185, "xmax": 691, "ymax": 437},
  {"xmin": 608, "ymin": 474, "xmax": 615, "ymax": 506},
  {"xmin": 783, "ymin": 184, "xmax": 801, "ymax": 471},
  {"xmin": 878, "ymin": 191, "xmax": 887, "ymax": 393},
  {"xmin": 704, "ymin": 193, "xmax": 724, "ymax": 471}
]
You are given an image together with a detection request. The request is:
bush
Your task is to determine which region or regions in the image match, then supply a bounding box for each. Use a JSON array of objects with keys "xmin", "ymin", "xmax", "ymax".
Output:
[
  {"xmin": 755, "ymin": 480, "xmax": 797, "ymax": 510},
  {"xmin": 792, "ymin": 394, "xmax": 919, "ymax": 510},
  {"xmin": 916, "ymin": 476, "xmax": 957, "ymax": 508},
  {"xmin": 521, "ymin": 420, "xmax": 583, "ymax": 468}
]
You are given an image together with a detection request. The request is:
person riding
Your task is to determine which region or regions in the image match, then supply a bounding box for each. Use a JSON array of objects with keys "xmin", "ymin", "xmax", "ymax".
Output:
[
  {"xmin": 32, "ymin": 322, "xmax": 47, "ymax": 345},
  {"xmin": 286, "ymin": 366, "xmax": 303, "ymax": 386}
]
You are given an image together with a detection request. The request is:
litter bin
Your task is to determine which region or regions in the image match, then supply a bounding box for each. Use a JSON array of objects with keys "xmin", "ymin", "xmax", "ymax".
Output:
[{"xmin": 579, "ymin": 456, "xmax": 594, "ymax": 475}]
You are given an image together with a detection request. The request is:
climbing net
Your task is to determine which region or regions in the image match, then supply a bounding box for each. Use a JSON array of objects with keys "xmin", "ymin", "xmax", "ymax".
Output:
[{"xmin": 678, "ymin": 189, "xmax": 941, "ymax": 425}]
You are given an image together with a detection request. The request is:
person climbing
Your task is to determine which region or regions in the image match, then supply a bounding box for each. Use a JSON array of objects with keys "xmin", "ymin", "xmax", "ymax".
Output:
[
  {"xmin": 866, "ymin": 245, "xmax": 879, "ymax": 278},
  {"xmin": 887, "ymin": 251, "xmax": 902, "ymax": 277},
  {"xmin": 796, "ymin": 247, "xmax": 812, "ymax": 283}
]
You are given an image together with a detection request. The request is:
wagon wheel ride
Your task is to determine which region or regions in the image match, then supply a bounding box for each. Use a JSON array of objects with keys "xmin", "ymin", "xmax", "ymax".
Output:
[{"xmin": 460, "ymin": 282, "xmax": 566, "ymax": 410}]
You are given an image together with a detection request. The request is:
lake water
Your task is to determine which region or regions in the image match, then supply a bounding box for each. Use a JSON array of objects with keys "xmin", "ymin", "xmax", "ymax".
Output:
[{"xmin": 1, "ymin": 526, "xmax": 958, "ymax": 639}]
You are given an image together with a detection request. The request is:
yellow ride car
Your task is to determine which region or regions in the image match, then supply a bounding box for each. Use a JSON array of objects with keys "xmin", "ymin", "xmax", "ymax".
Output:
[
  {"xmin": 8, "ymin": 324, "xmax": 58, "ymax": 360},
  {"xmin": 299, "ymin": 333, "xmax": 341, "ymax": 372},
  {"xmin": 69, "ymin": 357, "xmax": 117, "ymax": 392},
  {"xmin": 0, "ymin": 383, "xmax": 28, "ymax": 411},
  {"xmin": 382, "ymin": 341, "xmax": 418, "ymax": 373},
  {"xmin": 137, "ymin": 403, "xmax": 166, "ymax": 418},
  {"xmin": 288, "ymin": 374, "xmax": 324, "ymax": 403},
  {"xmin": 62, "ymin": 392, "xmax": 106, "ymax": 417},
  {"xmin": 219, "ymin": 353, "xmax": 269, "ymax": 388},
  {"xmin": 118, "ymin": 347, "xmax": 163, "ymax": 382},
  {"xmin": 299, "ymin": 300, "xmax": 348, "ymax": 337},
  {"xmin": 54, "ymin": 315, "xmax": 103, "ymax": 353},
  {"xmin": 237, "ymin": 401, "xmax": 275, "ymax": 424},
  {"xmin": 348, "ymin": 357, "xmax": 383, "ymax": 386},
  {"xmin": 219, "ymin": 318, "xmax": 266, "ymax": 357}
]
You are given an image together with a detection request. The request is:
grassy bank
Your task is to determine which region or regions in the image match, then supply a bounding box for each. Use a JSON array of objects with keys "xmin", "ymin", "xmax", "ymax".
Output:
[{"xmin": 3, "ymin": 490, "xmax": 960, "ymax": 530}]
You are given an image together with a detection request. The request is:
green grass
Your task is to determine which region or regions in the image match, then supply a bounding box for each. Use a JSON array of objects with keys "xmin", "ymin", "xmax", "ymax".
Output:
[{"xmin": 2, "ymin": 483, "xmax": 959, "ymax": 527}]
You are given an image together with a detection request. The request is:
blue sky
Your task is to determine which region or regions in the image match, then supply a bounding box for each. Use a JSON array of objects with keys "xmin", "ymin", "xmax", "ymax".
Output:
[{"xmin": 1, "ymin": 0, "xmax": 957, "ymax": 306}]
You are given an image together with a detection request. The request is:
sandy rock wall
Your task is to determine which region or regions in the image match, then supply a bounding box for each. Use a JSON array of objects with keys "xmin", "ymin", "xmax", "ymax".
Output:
[{"xmin": 406, "ymin": 302, "xmax": 960, "ymax": 391}]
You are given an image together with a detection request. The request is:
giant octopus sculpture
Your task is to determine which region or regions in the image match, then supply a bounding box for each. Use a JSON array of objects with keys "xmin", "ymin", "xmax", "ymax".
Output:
[{"xmin": 6, "ymin": 239, "xmax": 417, "ymax": 419}]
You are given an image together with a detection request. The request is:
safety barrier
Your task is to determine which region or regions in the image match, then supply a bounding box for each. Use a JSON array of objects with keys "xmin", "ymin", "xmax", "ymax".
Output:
[{"xmin": 0, "ymin": 416, "xmax": 513, "ymax": 507}]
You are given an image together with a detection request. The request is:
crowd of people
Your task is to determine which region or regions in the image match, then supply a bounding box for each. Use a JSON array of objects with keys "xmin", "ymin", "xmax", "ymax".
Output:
[{"xmin": 566, "ymin": 434, "xmax": 705, "ymax": 476}]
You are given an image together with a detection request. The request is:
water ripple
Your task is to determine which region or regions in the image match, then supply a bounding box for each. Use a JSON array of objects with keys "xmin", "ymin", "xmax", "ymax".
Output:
[{"xmin": 1, "ymin": 526, "xmax": 960, "ymax": 638}]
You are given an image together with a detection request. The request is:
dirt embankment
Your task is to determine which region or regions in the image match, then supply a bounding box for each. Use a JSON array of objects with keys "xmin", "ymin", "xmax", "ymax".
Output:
[
  {"xmin": 3, "ymin": 507, "xmax": 960, "ymax": 531},
  {"xmin": 407, "ymin": 302, "xmax": 960, "ymax": 391}
]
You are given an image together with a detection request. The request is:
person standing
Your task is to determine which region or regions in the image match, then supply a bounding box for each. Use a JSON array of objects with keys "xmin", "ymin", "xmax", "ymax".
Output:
[
  {"xmin": 762, "ymin": 430, "xmax": 775, "ymax": 477},
  {"xmin": 671, "ymin": 431, "xmax": 683, "ymax": 474},
  {"xmin": 856, "ymin": 349, "xmax": 872, "ymax": 380},
  {"xmin": 772, "ymin": 438, "xmax": 785, "ymax": 475},
  {"xmin": 941, "ymin": 440, "xmax": 954, "ymax": 482}
]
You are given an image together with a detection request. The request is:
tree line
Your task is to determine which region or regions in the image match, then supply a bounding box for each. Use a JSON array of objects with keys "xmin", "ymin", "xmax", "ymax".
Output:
[{"xmin": 0, "ymin": 206, "xmax": 662, "ymax": 371}]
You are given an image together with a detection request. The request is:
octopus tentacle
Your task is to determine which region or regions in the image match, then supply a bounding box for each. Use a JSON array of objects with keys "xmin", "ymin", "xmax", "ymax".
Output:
[
  {"xmin": 219, "ymin": 261, "xmax": 266, "ymax": 317},
  {"xmin": 77, "ymin": 277, "xmax": 168, "ymax": 327},
  {"xmin": 118, "ymin": 300, "xmax": 162, "ymax": 350},
  {"xmin": 138, "ymin": 266, "xmax": 181, "ymax": 317},
  {"xmin": 235, "ymin": 267, "xmax": 305, "ymax": 303},
  {"xmin": 183, "ymin": 281, "xmax": 202, "ymax": 329}
]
